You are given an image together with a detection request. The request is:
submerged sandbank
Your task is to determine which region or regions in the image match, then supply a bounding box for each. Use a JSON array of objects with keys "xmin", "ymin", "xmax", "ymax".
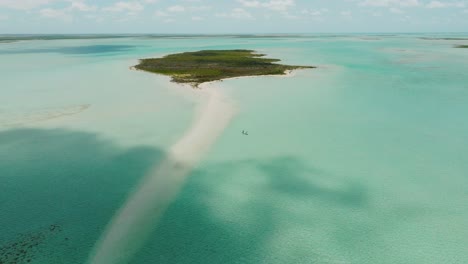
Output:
[{"xmin": 88, "ymin": 85, "xmax": 236, "ymax": 264}]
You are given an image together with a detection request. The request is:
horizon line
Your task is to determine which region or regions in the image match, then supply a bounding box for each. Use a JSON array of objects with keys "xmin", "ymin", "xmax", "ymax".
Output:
[{"xmin": 2, "ymin": 32, "xmax": 468, "ymax": 36}]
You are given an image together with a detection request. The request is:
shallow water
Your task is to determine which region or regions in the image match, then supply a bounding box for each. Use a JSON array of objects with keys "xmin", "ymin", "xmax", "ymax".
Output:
[{"xmin": 1, "ymin": 34, "xmax": 467, "ymax": 263}]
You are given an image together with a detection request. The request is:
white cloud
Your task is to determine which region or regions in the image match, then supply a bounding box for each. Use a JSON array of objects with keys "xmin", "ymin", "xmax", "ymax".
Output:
[
  {"xmin": 238, "ymin": 0, "xmax": 295, "ymax": 11},
  {"xmin": 281, "ymin": 11, "xmax": 299, "ymax": 19},
  {"xmin": 266, "ymin": 0, "xmax": 295, "ymax": 10},
  {"xmin": 358, "ymin": 0, "xmax": 421, "ymax": 7},
  {"xmin": 40, "ymin": 7, "xmax": 72, "ymax": 21},
  {"xmin": 340, "ymin": 11, "xmax": 352, "ymax": 17},
  {"xmin": 154, "ymin": 4, "xmax": 211, "ymax": 21},
  {"xmin": 399, "ymin": 15, "xmax": 411, "ymax": 21},
  {"xmin": 84, "ymin": 13, "xmax": 104, "ymax": 22},
  {"xmin": 154, "ymin": 10, "xmax": 169, "ymax": 17},
  {"xmin": 103, "ymin": 1, "xmax": 143, "ymax": 13},
  {"xmin": 426, "ymin": 1, "xmax": 465, "ymax": 8},
  {"xmin": 340, "ymin": 10, "xmax": 352, "ymax": 17},
  {"xmin": 167, "ymin": 5, "xmax": 185, "ymax": 12},
  {"xmin": 301, "ymin": 8, "xmax": 328, "ymax": 16},
  {"xmin": 237, "ymin": 0, "xmax": 261, "ymax": 7},
  {"xmin": 389, "ymin": 7, "xmax": 403, "ymax": 13},
  {"xmin": 0, "ymin": 0, "xmax": 55, "ymax": 10},
  {"xmin": 189, "ymin": 5, "xmax": 212, "ymax": 12},
  {"xmin": 69, "ymin": 1, "xmax": 97, "ymax": 12},
  {"xmin": 426, "ymin": 1, "xmax": 445, "ymax": 8},
  {"xmin": 216, "ymin": 8, "xmax": 253, "ymax": 19}
]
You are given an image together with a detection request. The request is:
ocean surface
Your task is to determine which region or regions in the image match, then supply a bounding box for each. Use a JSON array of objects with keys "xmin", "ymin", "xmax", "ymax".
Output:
[{"xmin": 1, "ymin": 34, "xmax": 467, "ymax": 264}]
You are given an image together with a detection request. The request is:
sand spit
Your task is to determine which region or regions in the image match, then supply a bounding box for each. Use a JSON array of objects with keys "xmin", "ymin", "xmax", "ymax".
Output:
[
  {"xmin": 88, "ymin": 85, "xmax": 236, "ymax": 264},
  {"xmin": 89, "ymin": 66, "xmax": 307, "ymax": 264}
]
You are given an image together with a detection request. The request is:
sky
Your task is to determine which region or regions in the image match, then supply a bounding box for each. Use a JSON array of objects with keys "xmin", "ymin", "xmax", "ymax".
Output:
[{"xmin": 0, "ymin": 0, "xmax": 467, "ymax": 34}]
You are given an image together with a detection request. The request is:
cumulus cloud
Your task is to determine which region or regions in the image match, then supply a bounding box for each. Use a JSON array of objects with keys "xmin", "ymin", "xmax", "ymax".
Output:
[
  {"xmin": 389, "ymin": 7, "xmax": 404, "ymax": 13},
  {"xmin": 103, "ymin": 1, "xmax": 144, "ymax": 13},
  {"xmin": 237, "ymin": 0, "xmax": 295, "ymax": 11},
  {"xmin": 40, "ymin": 7, "xmax": 72, "ymax": 21},
  {"xmin": 191, "ymin": 16, "xmax": 204, "ymax": 21},
  {"xmin": 340, "ymin": 10, "xmax": 352, "ymax": 17},
  {"xmin": 167, "ymin": 5, "xmax": 185, "ymax": 12},
  {"xmin": 154, "ymin": 10, "xmax": 169, "ymax": 17},
  {"xmin": 358, "ymin": 0, "xmax": 421, "ymax": 7},
  {"xmin": 189, "ymin": 5, "xmax": 212, "ymax": 12},
  {"xmin": 216, "ymin": 8, "xmax": 253, "ymax": 19},
  {"xmin": 426, "ymin": 1, "xmax": 465, "ymax": 8},
  {"xmin": 426, "ymin": 1, "xmax": 445, "ymax": 8},
  {"xmin": 301, "ymin": 8, "xmax": 328, "ymax": 16},
  {"xmin": 154, "ymin": 3, "xmax": 212, "ymax": 21},
  {"xmin": 0, "ymin": 0, "xmax": 55, "ymax": 10},
  {"xmin": 69, "ymin": 1, "xmax": 97, "ymax": 12}
]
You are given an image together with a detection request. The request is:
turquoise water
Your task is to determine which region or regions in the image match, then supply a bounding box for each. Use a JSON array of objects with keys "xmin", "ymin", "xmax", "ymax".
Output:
[{"xmin": 1, "ymin": 35, "xmax": 467, "ymax": 263}]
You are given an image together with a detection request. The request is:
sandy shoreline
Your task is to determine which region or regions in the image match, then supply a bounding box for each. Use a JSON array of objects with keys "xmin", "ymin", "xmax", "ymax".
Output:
[
  {"xmin": 130, "ymin": 66, "xmax": 302, "ymax": 88},
  {"xmin": 197, "ymin": 69, "xmax": 298, "ymax": 87}
]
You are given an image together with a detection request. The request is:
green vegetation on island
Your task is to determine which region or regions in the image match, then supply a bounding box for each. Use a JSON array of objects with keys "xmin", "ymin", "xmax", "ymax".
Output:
[
  {"xmin": 455, "ymin": 45, "xmax": 468, "ymax": 48},
  {"xmin": 134, "ymin": 50, "xmax": 314, "ymax": 86}
]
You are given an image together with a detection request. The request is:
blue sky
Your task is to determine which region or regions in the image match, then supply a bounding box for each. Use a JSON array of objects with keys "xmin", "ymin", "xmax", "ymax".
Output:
[{"xmin": 0, "ymin": 0, "xmax": 467, "ymax": 33}]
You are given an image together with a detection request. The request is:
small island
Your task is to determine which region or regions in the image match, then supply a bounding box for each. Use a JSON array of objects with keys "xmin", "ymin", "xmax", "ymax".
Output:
[
  {"xmin": 455, "ymin": 45, "xmax": 468, "ymax": 48},
  {"xmin": 134, "ymin": 49, "xmax": 314, "ymax": 86}
]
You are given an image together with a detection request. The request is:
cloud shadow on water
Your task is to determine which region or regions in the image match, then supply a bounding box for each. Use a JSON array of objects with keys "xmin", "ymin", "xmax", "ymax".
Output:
[
  {"xmin": 1, "ymin": 128, "xmax": 375, "ymax": 264},
  {"xmin": 0, "ymin": 128, "xmax": 164, "ymax": 263},
  {"xmin": 133, "ymin": 157, "xmax": 370, "ymax": 264}
]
